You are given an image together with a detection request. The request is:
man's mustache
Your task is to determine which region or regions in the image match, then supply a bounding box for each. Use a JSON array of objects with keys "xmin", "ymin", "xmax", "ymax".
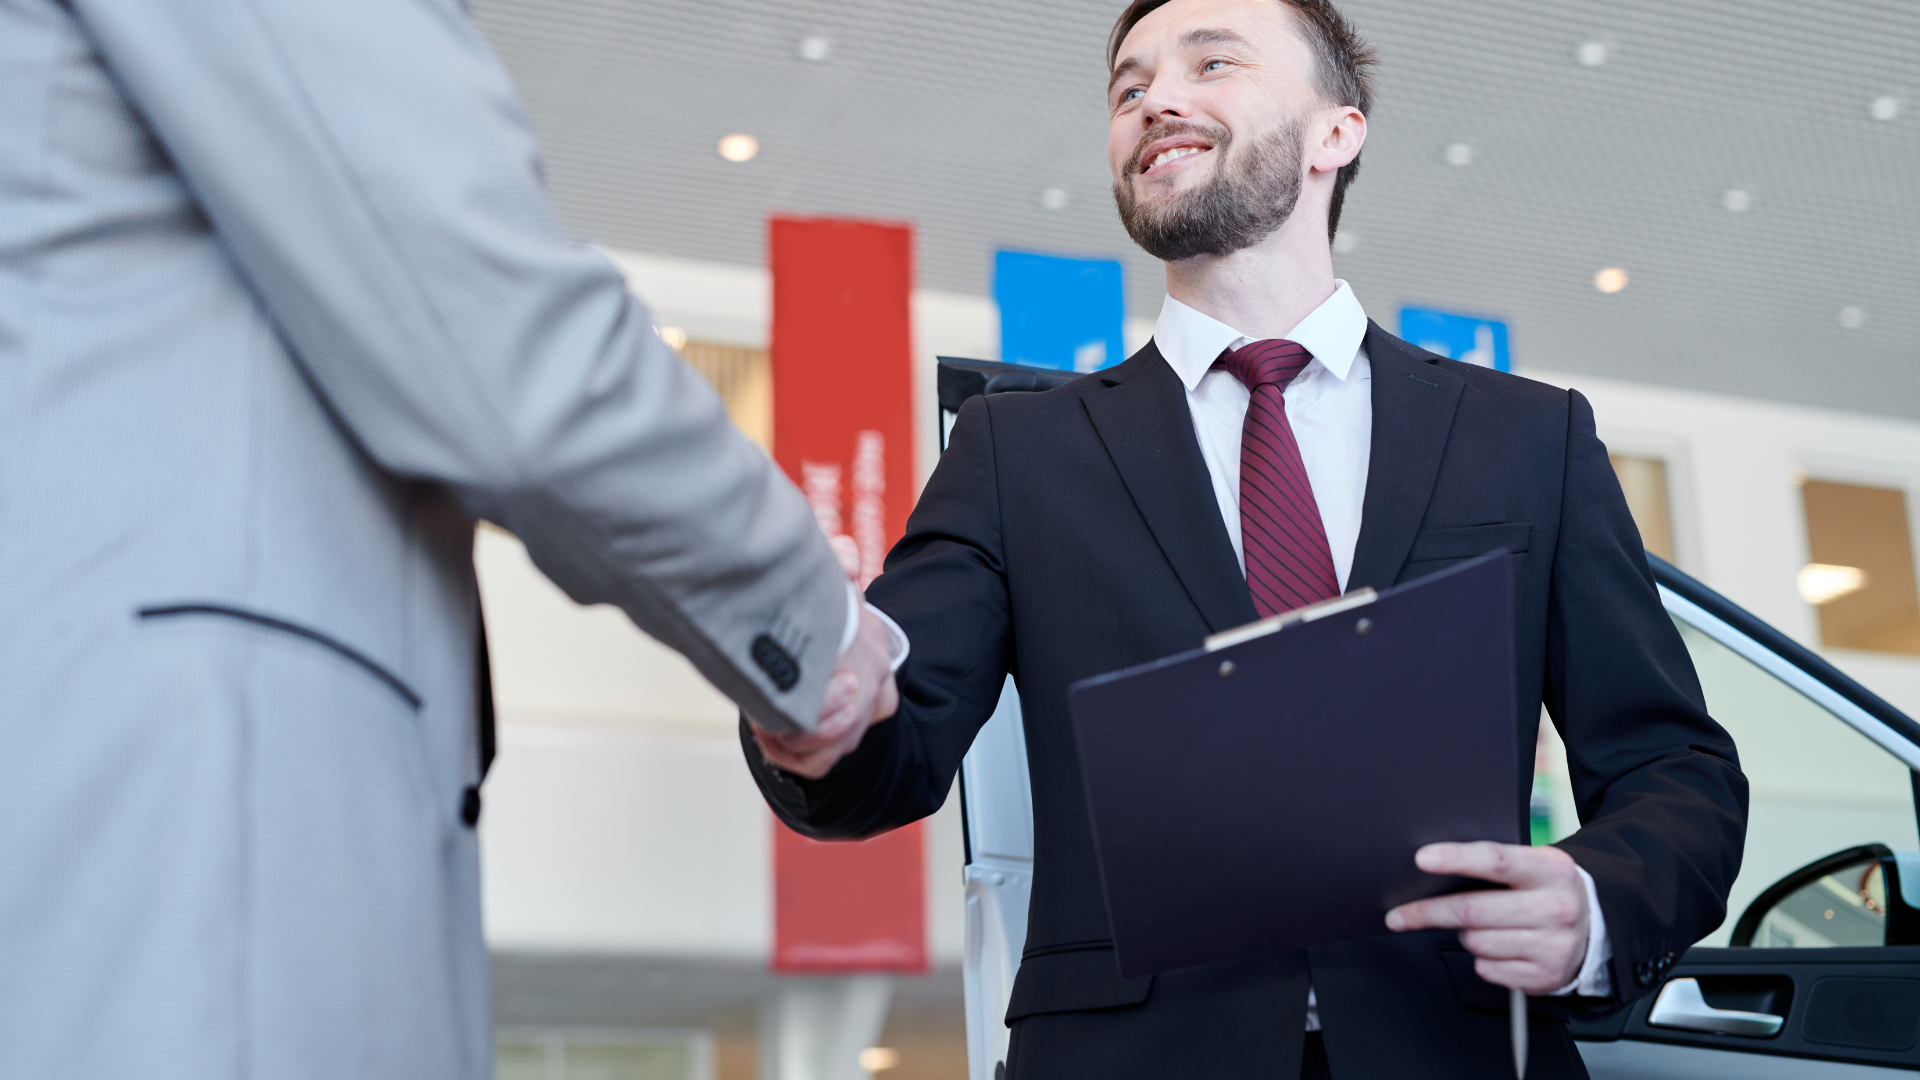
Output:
[{"xmin": 1125, "ymin": 120, "xmax": 1231, "ymax": 176}]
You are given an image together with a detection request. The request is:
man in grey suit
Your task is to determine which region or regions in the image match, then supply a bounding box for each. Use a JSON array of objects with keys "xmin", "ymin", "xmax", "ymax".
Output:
[{"xmin": 0, "ymin": 0, "xmax": 900, "ymax": 1076}]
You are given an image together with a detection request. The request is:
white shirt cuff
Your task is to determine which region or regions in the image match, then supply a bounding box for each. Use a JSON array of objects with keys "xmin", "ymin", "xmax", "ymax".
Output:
[
  {"xmin": 1550, "ymin": 865, "xmax": 1613, "ymax": 998},
  {"xmin": 834, "ymin": 582, "xmax": 910, "ymax": 673},
  {"xmin": 868, "ymin": 602, "xmax": 910, "ymax": 672},
  {"xmin": 837, "ymin": 581, "xmax": 863, "ymax": 656}
]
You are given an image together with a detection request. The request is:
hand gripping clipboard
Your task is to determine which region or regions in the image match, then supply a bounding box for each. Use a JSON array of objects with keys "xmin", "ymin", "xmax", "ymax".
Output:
[{"xmin": 1067, "ymin": 551, "xmax": 1522, "ymax": 979}]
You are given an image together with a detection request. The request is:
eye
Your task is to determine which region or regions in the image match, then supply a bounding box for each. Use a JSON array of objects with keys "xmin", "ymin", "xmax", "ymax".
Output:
[
  {"xmin": 1122, "ymin": 87, "xmax": 1145, "ymax": 102},
  {"xmin": 1203, "ymin": 59, "xmax": 1227, "ymax": 73}
]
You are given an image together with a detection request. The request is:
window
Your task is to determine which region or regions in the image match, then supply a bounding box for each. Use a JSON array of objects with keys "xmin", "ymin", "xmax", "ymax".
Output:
[
  {"xmin": 1799, "ymin": 480, "xmax": 1920, "ymax": 656},
  {"xmin": 1609, "ymin": 454, "xmax": 1675, "ymax": 562},
  {"xmin": 680, "ymin": 341, "xmax": 772, "ymax": 451}
]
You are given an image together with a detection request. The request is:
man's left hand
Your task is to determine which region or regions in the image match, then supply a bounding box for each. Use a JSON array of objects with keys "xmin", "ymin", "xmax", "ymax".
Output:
[{"xmin": 1385, "ymin": 841, "xmax": 1589, "ymax": 994}]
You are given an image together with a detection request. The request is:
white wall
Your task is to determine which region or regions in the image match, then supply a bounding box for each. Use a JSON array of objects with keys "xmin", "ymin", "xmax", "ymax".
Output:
[
  {"xmin": 478, "ymin": 528, "xmax": 968, "ymax": 962},
  {"xmin": 481, "ymin": 249, "xmax": 1920, "ymax": 965}
]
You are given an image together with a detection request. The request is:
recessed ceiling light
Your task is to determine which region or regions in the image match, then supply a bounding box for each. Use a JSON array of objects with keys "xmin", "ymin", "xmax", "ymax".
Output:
[
  {"xmin": 1722, "ymin": 189, "xmax": 1752, "ymax": 212},
  {"xmin": 656, "ymin": 325, "xmax": 688, "ymax": 350},
  {"xmin": 1444, "ymin": 142, "xmax": 1473, "ymax": 166},
  {"xmin": 858, "ymin": 1047, "xmax": 901, "ymax": 1071},
  {"xmin": 1039, "ymin": 187, "xmax": 1069, "ymax": 210},
  {"xmin": 717, "ymin": 134, "xmax": 759, "ymax": 162},
  {"xmin": 1594, "ymin": 267, "xmax": 1629, "ymax": 293},
  {"xmin": 1332, "ymin": 231, "xmax": 1358, "ymax": 254},
  {"xmin": 1870, "ymin": 95, "xmax": 1901, "ymax": 121},
  {"xmin": 1576, "ymin": 41, "xmax": 1608, "ymax": 67},
  {"xmin": 799, "ymin": 35, "xmax": 831, "ymax": 62},
  {"xmin": 1839, "ymin": 306, "xmax": 1866, "ymax": 329}
]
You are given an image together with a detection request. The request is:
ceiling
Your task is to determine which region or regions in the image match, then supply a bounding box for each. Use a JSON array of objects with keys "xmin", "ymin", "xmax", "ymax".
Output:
[{"xmin": 470, "ymin": 0, "xmax": 1920, "ymax": 419}]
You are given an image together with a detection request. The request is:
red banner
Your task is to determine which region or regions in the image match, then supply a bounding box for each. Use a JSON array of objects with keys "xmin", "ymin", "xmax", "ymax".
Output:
[{"xmin": 768, "ymin": 215, "xmax": 925, "ymax": 974}]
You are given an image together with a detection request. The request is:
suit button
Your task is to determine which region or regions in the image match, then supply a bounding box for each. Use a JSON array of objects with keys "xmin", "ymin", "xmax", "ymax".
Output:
[
  {"xmin": 751, "ymin": 634, "xmax": 801, "ymax": 691},
  {"xmin": 1635, "ymin": 959, "xmax": 1656, "ymax": 986}
]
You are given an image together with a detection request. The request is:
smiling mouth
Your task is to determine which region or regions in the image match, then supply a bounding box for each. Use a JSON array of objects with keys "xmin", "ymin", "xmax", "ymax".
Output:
[{"xmin": 1139, "ymin": 144, "xmax": 1212, "ymax": 175}]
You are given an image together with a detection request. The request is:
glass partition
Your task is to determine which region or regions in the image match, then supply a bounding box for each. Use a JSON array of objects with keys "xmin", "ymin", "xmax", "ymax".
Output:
[{"xmin": 496, "ymin": 1029, "xmax": 714, "ymax": 1080}]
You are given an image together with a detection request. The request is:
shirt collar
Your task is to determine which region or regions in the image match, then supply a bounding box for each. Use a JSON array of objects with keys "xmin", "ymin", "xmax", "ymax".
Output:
[{"xmin": 1152, "ymin": 280, "xmax": 1369, "ymax": 392}]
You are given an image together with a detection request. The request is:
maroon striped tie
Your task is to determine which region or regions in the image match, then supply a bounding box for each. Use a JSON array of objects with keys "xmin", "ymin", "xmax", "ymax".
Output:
[{"xmin": 1221, "ymin": 339, "xmax": 1340, "ymax": 616}]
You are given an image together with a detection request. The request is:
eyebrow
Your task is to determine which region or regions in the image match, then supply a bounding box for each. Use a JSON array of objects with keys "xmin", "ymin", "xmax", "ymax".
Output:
[
  {"xmin": 1108, "ymin": 27, "xmax": 1256, "ymax": 96},
  {"xmin": 1108, "ymin": 57, "xmax": 1145, "ymax": 96},
  {"xmin": 1179, "ymin": 27, "xmax": 1254, "ymax": 51}
]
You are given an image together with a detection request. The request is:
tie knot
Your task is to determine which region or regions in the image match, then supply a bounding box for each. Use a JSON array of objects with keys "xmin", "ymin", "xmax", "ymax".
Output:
[{"xmin": 1221, "ymin": 338, "xmax": 1313, "ymax": 391}]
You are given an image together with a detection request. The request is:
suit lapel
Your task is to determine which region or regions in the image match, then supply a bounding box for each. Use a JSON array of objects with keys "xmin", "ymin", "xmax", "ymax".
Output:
[
  {"xmin": 1348, "ymin": 321, "xmax": 1467, "ymax": 590},
  {"xmin": 1083, "ymin": 344, "xmax": 1258, "ymax": 635}
]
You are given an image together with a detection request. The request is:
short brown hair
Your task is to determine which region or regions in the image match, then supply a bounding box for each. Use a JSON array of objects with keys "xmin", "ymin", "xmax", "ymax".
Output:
[{"xmin": 1107, "ymin": 0, "xmax": 1376, "ymax": 241}]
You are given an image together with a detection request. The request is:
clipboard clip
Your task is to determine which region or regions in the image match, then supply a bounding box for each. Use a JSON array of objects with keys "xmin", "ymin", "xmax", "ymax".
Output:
[{"xmin": 1203, "ymin": 589, "xmax": 1380, "ymax": 652}]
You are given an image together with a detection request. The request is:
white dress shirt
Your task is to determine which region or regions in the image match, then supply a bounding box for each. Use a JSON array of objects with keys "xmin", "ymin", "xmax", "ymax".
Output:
[
  {"xmin": 840, "ymin": 583, "xmax": 910, "ymax": 672},
  {"xmin": 1150, "ymin": 283, "xmax": 1613, "ymax": 1023}
]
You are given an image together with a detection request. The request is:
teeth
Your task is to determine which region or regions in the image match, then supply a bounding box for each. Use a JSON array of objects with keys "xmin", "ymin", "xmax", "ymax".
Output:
[{"xmin": 1150, "ymin": 146, "xmax": 1204, "ymax": 169}]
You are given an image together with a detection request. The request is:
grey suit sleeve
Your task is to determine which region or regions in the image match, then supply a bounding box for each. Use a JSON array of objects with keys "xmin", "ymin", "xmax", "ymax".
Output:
[{"xmin": 68, "ymin": 0, "xmax": 847, "ymax": 731}]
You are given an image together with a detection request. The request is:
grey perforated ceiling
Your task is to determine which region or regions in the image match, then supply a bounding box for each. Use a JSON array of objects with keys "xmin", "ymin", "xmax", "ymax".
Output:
[{"xmin": 471, "ymin": 0, "xmax": 1920, "ymax": 418}]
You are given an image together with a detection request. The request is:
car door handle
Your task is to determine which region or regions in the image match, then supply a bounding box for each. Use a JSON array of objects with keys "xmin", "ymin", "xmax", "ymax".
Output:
[{"xmin": 1647, "ymin": 977, "xmax": 1784, "ymax": 1037}]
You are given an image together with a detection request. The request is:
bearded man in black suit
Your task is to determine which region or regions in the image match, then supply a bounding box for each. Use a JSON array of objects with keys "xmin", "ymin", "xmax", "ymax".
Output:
[{"xmin": 744, "ymin": 1, "xmax": 1746, "ymax": 1075}]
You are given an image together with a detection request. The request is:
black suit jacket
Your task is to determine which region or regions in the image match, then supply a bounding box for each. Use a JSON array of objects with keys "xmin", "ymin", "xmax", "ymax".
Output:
[{"xmin": 746, "ymin": 325, "xmax": 1747, "ymax": 1079}]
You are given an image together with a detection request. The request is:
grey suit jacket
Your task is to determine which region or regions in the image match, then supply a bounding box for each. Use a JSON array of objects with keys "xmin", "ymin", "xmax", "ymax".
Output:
[{"xmin": 0, "ymin": 0, "xmax": 846, "ymax": 1075}]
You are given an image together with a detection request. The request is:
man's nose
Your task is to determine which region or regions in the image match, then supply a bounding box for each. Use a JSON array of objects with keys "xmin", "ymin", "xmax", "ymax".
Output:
[{"xmin": 1138, "ymin": 74, "xmax": 1194, "ymax": 123}]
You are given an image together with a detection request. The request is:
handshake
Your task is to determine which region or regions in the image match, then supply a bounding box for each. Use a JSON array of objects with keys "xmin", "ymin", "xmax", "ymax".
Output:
[{"xmin": 749, "ymin": 535, "xmax": 902, "ymax": 779}]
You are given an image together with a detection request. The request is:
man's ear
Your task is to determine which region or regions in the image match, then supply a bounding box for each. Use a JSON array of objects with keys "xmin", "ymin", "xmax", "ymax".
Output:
[{"xmin": 1309, "ymin": 105, "xmax": 1366, "ymax": 175}]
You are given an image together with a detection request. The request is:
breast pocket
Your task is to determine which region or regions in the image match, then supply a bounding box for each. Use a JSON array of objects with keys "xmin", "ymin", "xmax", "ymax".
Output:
[{"xmin": 1403, "ymin": 523, "xmax": 1532, "ymax": 568}]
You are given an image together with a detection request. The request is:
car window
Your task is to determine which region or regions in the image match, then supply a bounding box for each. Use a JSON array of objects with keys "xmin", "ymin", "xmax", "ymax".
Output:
[
  {"xmin": 1533, "ymin": 612, "xmax": 1918, "ymax": 947},
  {"xmin": 1674, "ymin": 617, "xmax": 1918, "ymax": 945}
]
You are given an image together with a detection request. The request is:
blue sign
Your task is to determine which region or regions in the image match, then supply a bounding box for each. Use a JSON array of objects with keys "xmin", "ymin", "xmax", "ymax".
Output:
[
  {"xmin": 1398, "ymin": 307, "xmax": 1510, "ymax": 372},
  {"xmin": 994, "ymin": 250, "xmax": 1124, "ymax": 373}
]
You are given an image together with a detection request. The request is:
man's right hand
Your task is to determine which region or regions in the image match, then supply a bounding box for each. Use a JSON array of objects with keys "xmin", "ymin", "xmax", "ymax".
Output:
[{"xmin": 748, "ymin": 536, "xmax": 900, "ymax": 779}]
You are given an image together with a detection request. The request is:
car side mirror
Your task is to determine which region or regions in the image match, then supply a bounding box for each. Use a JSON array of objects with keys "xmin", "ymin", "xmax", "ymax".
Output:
[{"xmin": 1731, "ymin": 843, "xmax": 1920, "ymax": 948}]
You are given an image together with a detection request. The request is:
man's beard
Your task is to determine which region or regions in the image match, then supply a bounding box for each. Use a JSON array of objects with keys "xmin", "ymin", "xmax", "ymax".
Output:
[{"xmin": 1113, "ymin": 117, "xmax": 1305, "ymax": 262}]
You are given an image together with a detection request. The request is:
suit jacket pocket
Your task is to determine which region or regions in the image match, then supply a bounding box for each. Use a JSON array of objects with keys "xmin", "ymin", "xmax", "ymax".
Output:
[
  {"xmin": 137, "ymin": 603, "xmax": 421, "ymax": 710},
  {"xmin": 1006, "ymin": 945, "xmax": 1154, "ymax": 1023},
  {"xmin": 1405, "ymin": 522, "xmax": 1532, "ymax": 563}
]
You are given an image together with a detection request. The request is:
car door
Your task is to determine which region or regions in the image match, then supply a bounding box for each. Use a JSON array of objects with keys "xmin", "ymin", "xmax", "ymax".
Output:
[
  {"xmin": 1575, "ymin": 554, "xmax": 1920, "ymax": 1077},
  {"xmin": 940, "ymin": 358, "xmax": 1077, "ymax": 1080}
]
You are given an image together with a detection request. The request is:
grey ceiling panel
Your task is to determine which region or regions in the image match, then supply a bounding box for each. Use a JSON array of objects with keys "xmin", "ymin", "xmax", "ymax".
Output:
[{"xmin": 471, "ymin": 0, "xmax": 1920, "ymax": 418}]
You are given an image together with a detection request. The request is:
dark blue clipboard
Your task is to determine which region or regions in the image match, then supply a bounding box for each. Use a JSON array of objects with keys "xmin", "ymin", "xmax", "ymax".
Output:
[{"xmin": 1067, "ymin": 551, "xmax": 1521, "ymax": 978}]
